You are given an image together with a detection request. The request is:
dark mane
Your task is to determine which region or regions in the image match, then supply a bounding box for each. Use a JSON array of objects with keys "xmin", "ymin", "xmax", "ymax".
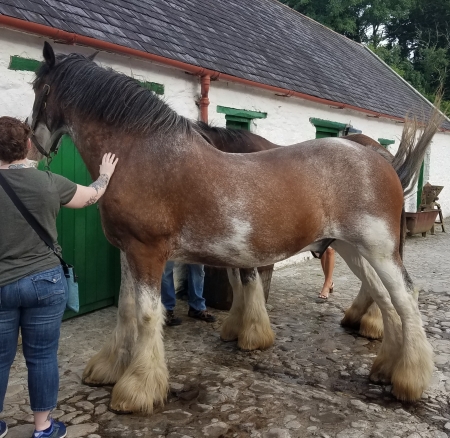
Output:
[
  {"xmin": 194, "ymin": 121, "xmax": 251, "ymax": 144},
  {"xmin": 194, "ymin": 121, "xmax": 277, "ymax": 152},
  {"xmin": 34, "ymin": 53, "xmax": 192, "ymax": 136}
]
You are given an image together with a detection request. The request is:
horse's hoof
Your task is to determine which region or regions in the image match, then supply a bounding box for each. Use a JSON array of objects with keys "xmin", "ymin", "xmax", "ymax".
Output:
[
  {"xmin": 108, "ymin": 405, "xmax": 133, "ymax": 415},
  {"xmin": 340, "ymin": 316, "xmax": 361, "ymax": 330},
  {"xmin": 220, "ymin": 336, "xmax": 238, "ymax": 343},
  {"xmin": 82, "ymin": 378, "xmax": 114, "ymax": 388},
  {"xmin": 369, "ymin": 372, "xmax": 390, "ymax": 385}
]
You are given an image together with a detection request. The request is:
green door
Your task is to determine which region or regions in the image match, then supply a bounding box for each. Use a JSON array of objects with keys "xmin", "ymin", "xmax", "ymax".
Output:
[{"xmin": 40, "ymin": 135, "xmax": 121, "ymax": 318}]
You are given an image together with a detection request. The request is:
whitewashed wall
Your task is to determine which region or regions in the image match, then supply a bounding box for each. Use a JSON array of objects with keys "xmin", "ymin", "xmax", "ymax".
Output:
[{"xmin": 1, "ymin": 26, "xmax": 449, "ymax": 274}]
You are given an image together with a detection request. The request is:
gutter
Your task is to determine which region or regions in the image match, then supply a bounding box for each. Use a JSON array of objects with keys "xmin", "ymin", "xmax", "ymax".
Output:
[{"xmin": 0, "ymin": 14, "xmax": 422, "ymax": 124}]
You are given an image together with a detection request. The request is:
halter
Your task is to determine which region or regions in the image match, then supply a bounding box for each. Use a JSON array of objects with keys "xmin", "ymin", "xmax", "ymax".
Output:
[{"xmin": 29, "ymin": 84, "xmax": 68, "ymax": 163}]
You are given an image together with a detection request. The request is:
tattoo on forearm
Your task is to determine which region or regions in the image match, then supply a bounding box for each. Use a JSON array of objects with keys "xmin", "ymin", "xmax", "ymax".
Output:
[
  {"xmin": 84, "ymin": 173, "xmax": 110, "ymax": 207},
  {"xmin": 90, "ymin": 174, "xmax": 109, "ymax": 193}
]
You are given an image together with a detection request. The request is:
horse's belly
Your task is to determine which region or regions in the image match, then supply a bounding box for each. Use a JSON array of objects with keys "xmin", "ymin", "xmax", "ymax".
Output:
[{"xmin": 173, "ymin": 238, "xmax": 308, "ymax": 268}]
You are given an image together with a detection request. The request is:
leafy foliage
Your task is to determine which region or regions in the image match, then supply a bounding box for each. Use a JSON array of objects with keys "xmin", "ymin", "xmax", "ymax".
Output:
[{"xmin": 280, "ymin": 0, "xmax": 450, "ymax": 115}]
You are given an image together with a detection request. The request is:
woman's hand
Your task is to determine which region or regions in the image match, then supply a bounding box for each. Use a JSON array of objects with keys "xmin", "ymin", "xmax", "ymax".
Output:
[
  {"xmin": 64, "ymin": 152, "xmax": 119, "ymax": 209},
  {"xmin": 99, "ymin": 153, "xmax": 118, "ymax": 177}
]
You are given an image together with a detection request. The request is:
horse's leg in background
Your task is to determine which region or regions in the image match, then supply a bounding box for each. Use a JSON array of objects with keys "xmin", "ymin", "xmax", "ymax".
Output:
[
  {"xmin": 238, "ymin": 268, "xmax": 275, "ymax": 351},
  {"xmin": 221, "ymin": 268, "xmax": 275, "ymax": 350},
  {"xmin": 220, "ymin": 268, "xmax": 244, "ymax": 342},
  {"xmin": 359, "ymin": 302, "xmax": 384, "ymax": 340},
  {"xmin": 341, "ymin": 287, "xmax": 384, "ymax": 340},
  {"xmin": 109, "ymin": 244, "xmax": 168, "ymax": 414},
  {"xmin": 333, "ymin": 241, "xmax": 402, "ymax": 386},
  {"xmin": 83, "ymin": 252, "xmax": 137, "ymax": 385}
]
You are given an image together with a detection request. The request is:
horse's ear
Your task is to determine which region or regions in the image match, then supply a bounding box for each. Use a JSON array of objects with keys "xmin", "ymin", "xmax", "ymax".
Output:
[
  {"xmin": 87, "ymin": 51, "xmax": 99, "ymax": 61},
  {"xmin": 43, "ymin": 41, "xmax": 55, "ymax": 68}
]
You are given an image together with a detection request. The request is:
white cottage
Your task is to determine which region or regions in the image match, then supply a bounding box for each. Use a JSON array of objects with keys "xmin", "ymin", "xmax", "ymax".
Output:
[{"xmin": 0, "ymin": 0, "xmax": 449, "ymax": 235}]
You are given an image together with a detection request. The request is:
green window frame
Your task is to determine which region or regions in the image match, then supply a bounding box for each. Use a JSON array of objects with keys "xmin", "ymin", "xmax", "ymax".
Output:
[
  {"xmin": 217, "ymin": 106, "xmax": 267, "ymax": 131},
  {"xmin": 9, "ymin": 56, "xmax": 41, "ymax": 72},
  {"xmin": 9, "ymin": 56, "xmax": 164, "ymax": 95},
  {"xmin": 309, "ymin": 118, "xmax": 347, "ymax": 138},
  {"xmin": 378, "ymin": 138, "xmax": 395, "ymax": 149},
  {"xmin": 137, "ymin": 80, "xmax": 164, "ymax": 95}
]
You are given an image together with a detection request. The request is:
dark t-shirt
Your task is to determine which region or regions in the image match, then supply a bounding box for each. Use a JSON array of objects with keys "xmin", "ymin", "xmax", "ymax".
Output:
[{"xmin": 0, "ymin": 168, "xmax": 77, "ymax": 287}]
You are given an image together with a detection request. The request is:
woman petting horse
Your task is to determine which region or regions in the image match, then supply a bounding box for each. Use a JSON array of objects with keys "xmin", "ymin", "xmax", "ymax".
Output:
[{"xmin": 30, "ymin": 42, "xmax": 442, "ymax": 414}]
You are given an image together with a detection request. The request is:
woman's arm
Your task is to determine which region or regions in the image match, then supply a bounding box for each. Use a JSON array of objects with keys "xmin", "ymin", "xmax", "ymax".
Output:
[{"xmin": 64, "ymin": 153, "xmax": 118, "ymax": 209}]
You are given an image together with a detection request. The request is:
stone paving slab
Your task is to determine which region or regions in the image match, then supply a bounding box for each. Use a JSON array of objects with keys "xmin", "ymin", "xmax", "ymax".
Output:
[{"xmin": 2, "ymin": 221, "xmax": 449, "ymax": 437}]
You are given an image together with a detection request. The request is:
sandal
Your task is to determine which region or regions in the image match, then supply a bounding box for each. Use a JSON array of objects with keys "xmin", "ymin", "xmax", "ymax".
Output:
[{"xmin": 318, "ymin": 282, "xmax": 334, "ymax": 300}]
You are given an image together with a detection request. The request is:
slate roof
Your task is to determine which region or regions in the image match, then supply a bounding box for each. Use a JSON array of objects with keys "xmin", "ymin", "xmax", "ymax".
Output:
[{"xmin": 1, "ymin": 0, "xmax": 448, "ymax": 128}]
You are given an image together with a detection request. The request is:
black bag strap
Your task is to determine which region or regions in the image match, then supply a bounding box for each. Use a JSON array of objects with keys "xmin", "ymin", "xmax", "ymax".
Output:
[{"xmin": 0, "ymin": 171, "xmax": 69, "ymax": 267}]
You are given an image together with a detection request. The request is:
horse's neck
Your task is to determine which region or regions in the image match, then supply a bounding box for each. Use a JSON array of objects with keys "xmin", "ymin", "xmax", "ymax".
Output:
[{"xmin": 68, "ymin": 122, "xmax": 118, "ymax": 179}]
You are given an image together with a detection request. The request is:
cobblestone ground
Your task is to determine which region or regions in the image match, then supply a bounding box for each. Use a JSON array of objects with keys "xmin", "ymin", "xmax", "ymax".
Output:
[{"xmin": 2, "ymin": 220, "xmax": 449, "ymax": 438}]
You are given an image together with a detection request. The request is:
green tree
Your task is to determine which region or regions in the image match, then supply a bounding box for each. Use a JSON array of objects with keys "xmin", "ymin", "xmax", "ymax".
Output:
[
  {"xmin": 281, "ymin": 0, "xmax": 413, "ymax": 47},
  {"xmin": 281, "ymin": 0, "xmax": 450, "ymax": 110},
  {"xmin": 386, "ymin": 0, "xmax": 450, "ymax": 100}
]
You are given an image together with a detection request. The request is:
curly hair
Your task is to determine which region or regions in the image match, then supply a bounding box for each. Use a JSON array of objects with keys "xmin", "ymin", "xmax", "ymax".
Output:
[{"xmin": 0, "ymin": 116, "xmax": 31, "ymax": 163}]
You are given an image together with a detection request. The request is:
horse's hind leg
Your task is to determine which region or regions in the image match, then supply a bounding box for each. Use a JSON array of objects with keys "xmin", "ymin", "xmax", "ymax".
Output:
[
  {"xmin": 333, "ymin": 241, "xmax": 402, "ymax": 385},
  {"xmin": 83, "ymin": 252, "xmax": 137, "ymax": 386},
  {"xmin": 362, "ymin": 249, "xmax": 433, "ymax": 401},
  {"xmin": 109, "ymin": 245, "xmax": 168, "ymax": 414},
  {"xmin": 220, "ymin": 268, "xmax": 244, "ymax": 342},
  {"xmin": 238, "ymin": 268, "xmax": 275, "ymax": 351},
  {"xmin": 341, "ymin": 287, "xmax": 384, "ymax": 340}
]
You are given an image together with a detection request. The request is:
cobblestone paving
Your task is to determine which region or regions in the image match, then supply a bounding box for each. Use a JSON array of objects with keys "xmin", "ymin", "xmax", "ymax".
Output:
[{"xmin": 2, "ymin": 221, "xmax": 449, "ymax": 438}]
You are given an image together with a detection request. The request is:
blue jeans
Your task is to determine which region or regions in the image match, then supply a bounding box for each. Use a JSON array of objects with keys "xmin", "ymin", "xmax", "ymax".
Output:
[
  {"xmin": 0, "ymin": 266, "xmax": 68, "ymax": 412},
  {"xmin": 161, "ymin": 262, "xmax": 206, "ymax": 312}
]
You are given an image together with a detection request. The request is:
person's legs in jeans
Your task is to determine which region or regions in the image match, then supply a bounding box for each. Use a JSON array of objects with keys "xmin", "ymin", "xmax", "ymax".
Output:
[
  {"xmin": 160, "ymin": 261, "xmax": 176, "ymax": 311},
  {"xmin": 161, "ymin": 261, "xmax": 181, "ymax": 326},
  {"xmin": 186, "ymin": 264, "xmax": 206, "ymax": 311},
  {"xmin": 13, "ymin": 266, "xmax": 67, "ymax": 433},
  {"xmin": 0, "ymin": 282, "xmax": 21, "ymax": 417},
  {"xmin": 187, "ymin": 264, "xmax": 216, "ymax": 322}
]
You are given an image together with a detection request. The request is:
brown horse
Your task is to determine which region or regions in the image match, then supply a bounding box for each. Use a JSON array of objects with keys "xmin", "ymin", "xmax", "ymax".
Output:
[
  {"xmin": 194, "ymin": 124, "xmax": 400, "ymax": 340},
  {"xmin": 31, "ymin": 43, "xmax": 442, "ymax": 413}
]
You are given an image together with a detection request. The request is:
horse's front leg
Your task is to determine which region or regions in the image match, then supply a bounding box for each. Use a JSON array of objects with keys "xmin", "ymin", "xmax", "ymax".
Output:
[
  {"xmin": 238, "ymin": 268, "xmax": 274, "ymax": 350},
  {"xmin": 83, "ymin": 252, "xmax": 137, "ymax": 386},
  {"xmin": 109, "ymin": 245, "xmax": 168, "ymax": 414}
]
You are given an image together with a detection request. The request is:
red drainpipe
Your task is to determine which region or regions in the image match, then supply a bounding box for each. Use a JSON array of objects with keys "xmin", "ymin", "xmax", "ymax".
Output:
[
  {"xmin": 200, "ymin": 75, "xmax": 211, "ymax": 123},
  {"xmin": 0, "ymin": 14, "xmax": 410, "ymax": 123}
]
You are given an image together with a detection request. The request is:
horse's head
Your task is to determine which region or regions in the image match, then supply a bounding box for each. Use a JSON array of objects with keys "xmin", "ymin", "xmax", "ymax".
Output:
[
  {"xmin": 29, "ymin": 42, "xmax": 63, "ymax": 158},
  {"xmin": 29, "ymin": 42, "xmax": 98, "ymax": 159}
]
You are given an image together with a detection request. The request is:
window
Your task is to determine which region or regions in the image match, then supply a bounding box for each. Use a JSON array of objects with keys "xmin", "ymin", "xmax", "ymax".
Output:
[
  {"xmin": 309, "ymin": 118, "xmax": 347, "ymax": 138},
  {"xmin": 217, "ymin": 106, "xmax": 267, "ymax": 131},
  {"xmin": 137, "ymin": 80, "xmax": 164, "ymax": 95},
  {"xmin": 378, "ymin": 138, "xmax": 395, "ymax": 149}
]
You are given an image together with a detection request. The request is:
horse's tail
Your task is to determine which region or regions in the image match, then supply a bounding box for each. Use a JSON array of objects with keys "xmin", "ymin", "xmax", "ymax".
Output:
[{"xmin": 392, "ymin": 96, "xmax": 445, "ymax": 198}]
